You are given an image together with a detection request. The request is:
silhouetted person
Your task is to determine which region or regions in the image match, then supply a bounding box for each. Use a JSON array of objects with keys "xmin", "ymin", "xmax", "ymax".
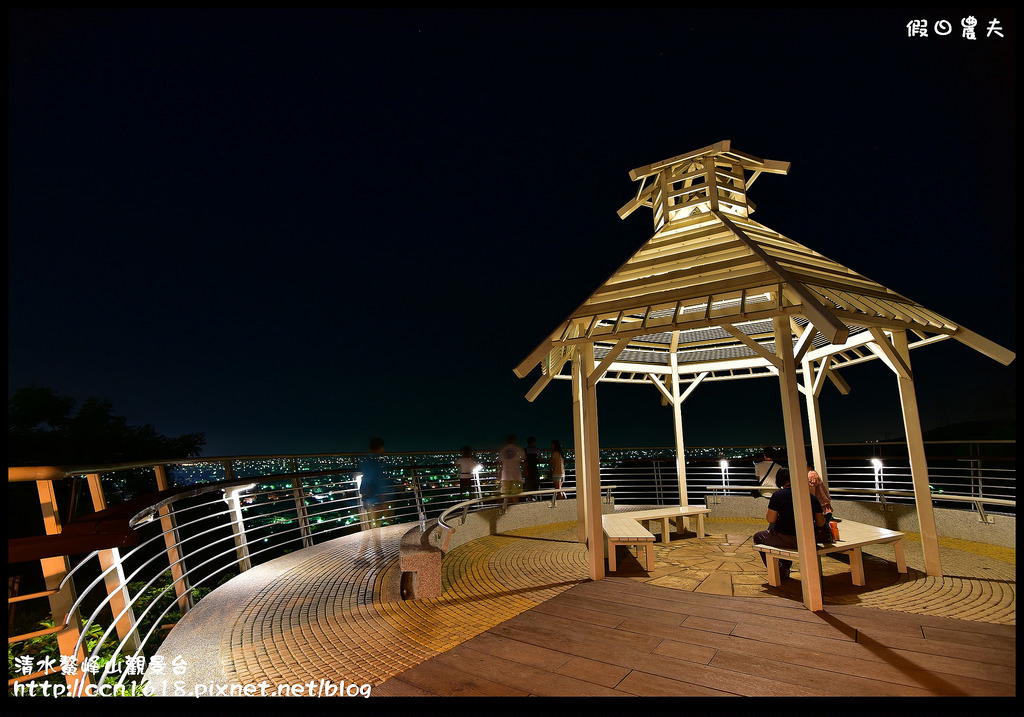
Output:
[
  {"xmin": 752, "ymin": 446, "xmax": 783, "ymax": 498},
  {"xmin": 807, "ymin": 461, "xmax": 834, "ymax": 523},
  {"xmin": 753, "ymin": 469, "xmax": 826, "ymax": 581},
  {"xmin": 355, "ymin": 436, "xmax": 387, "ymax": 561},
  {"xmin": 455, "ymin": 445, "xmax": 482, "ymax": 497},
  {"xmin": 550, "ymin": 439, "xmax": 566, "ymax": 499},
  {"xmin": 497, "ymin": 434, "xmax": 525, "ymax": 504}
]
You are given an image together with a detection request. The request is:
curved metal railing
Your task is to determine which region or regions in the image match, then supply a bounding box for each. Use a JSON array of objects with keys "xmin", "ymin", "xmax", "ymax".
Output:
[{"xmin": 7, "ymin": 439, "xmax": 1016, "ymax": 695}]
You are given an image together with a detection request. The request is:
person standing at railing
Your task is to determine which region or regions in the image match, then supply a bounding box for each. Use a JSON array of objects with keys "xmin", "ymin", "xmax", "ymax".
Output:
[
  {"xmin": 497, "ymin": 434, "xmax": 525, "ymax": 504},
  {"xmin": 752, "ymin": 446, "xmax": 783, "ymax": 498},
  {"xmin": 455, "ymin": 446, "xmax": 482, "ymax": 497},
  {"xmin": 549, "ymin": 439, "xmax": 566, "ymax": 499},
  {"xmin": 807, "ymin": 462, "xmax": 835, "ymax": 524},
  {"xmin": 355, "ymin": 436, "xmax": 387, "ymax": 561}
]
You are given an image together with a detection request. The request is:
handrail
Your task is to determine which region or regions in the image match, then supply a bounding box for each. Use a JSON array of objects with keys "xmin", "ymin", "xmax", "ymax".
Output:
[
  {"xmin": 8, "ymin": 441, "xmax": 1015, "ymax": 695},
  {"xmin": 701, "ymin": 483, "xmax": 1016, "ymax": 523}
]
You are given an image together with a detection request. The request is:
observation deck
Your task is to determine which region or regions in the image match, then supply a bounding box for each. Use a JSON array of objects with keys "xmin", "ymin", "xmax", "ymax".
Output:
[{"xmin": 154, "ymin": 509, "xmax": 1014, "ymax": 698}]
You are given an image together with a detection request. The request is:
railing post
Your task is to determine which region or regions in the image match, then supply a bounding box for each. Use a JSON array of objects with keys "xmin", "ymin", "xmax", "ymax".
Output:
[
  {"xmin": 289, "ymin": 459, "xmax": 313, "ymax": 548},
  {"xmin": 153, "ymin": 465, "xmax": 193, "ymax": 614},
  {"xmin": 36, "ymin": 479, "xmax": 90, "ymax": 695},
  {"xmin": 223, "ymin": 461, "xmax": 252, "ymax": 572},
  {"xmin": 410, "ymin": 469, "xmax": 426, "ymax": 525},
  {"xmin": 85, "ymin": 473, "xmax": 141, "ymax": 653}
]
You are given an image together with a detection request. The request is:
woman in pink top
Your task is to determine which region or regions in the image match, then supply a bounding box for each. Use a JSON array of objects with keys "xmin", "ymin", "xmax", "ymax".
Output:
[{"xmin": 807, "ymin": 464, "xmax": 834, "ymax": 522}]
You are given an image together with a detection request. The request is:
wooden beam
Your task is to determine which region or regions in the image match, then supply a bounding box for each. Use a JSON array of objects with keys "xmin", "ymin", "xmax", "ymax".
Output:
[
  {"xmin": 715, "ymin": 211, "xmax": 849, "ymax": 344},
  {"xmin": 525, "ymin": 371, "xmax": 555, "ymax": 403},
  {"xmin": 617, "ymin": 181, "xmax": 657, "ymax": 219},
  {"xmin": 892, "ymin": 330, "xmax": 942, "ymax": 578},
  {"xmin": 678, "ymin": 371, "xmax": 709, "ymax": 403},
  {"xmin": 867, "ymin": 328, "xmax": 913, "ymax": 380},
  {"xmin": 792, "ymin": 323, "xmax": 818, "ymax": 365},
  {"xmin": 648, "ymin": 374, "xmax": 673, "ymax": 403},
  {"xmin": 721, "ymin": 323, "xmax": 783, "ymax": 369},
  {"xmin": 588, "ymin": 338, "xmax": 630, "ymax": 388},
  {"xmin": 827, "ymin": 367, "xmax": 851, "ymax": 395},
  {"xmin": 628, "ymin": 141, "xmax": 729, "ymax": 180},
  {"xmin": 514, "ymin": 321, "xmax": 571, "ymax": 378},
  {"xmin": 953, "ymin": 327, "xmax": 1016, "ymax": 366}
]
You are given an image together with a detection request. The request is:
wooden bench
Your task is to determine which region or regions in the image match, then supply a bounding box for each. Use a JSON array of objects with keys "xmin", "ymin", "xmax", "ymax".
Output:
[
  {"xmin": 753, "ymin": 520, "xmax": 907, "ymax": 587},
  {"xmin": 601, "ymin": 514, "xmax": 656, "ymax": 572},
  {"xmin": 618, "ymin": 504, "xmax": 710, "ymax": 542}
]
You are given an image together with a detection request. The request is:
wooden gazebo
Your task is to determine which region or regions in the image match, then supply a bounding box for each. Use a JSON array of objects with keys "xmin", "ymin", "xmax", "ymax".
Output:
[{"xmin": 514, "ymin": 141, "xmax": 1015, "ymax": 611}]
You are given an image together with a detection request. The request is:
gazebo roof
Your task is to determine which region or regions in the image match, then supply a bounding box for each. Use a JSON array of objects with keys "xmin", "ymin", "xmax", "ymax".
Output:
[{"xmin": 515, "ymin": 141, "xmax": 1014, "ymax": 399}]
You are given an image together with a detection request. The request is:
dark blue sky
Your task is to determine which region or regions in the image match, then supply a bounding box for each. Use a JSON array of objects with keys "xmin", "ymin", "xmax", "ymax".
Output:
[{"xmin": 8, "ymin": 9, "xmax": 1016, "ymax": 457}]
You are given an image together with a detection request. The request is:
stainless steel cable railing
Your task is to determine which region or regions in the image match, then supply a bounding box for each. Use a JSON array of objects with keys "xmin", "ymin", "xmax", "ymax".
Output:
[{"xmin": 7, "ymin": 439, "xmax": 1015, "ymax": 695}]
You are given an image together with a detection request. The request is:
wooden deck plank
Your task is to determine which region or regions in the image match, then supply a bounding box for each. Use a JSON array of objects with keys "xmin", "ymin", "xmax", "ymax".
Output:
[
  {"xmin": 386, "ymin": 654, "xmax": 529, "ymax": 696},
  {"xmin": 614, "ymin": 669, "xmax": 734, "ymax": 697},
  {"xmin": 493, "ymin": 609, "xmax": 663, "ymax": 653},
  {"xmin": 613, "ymin": 596, "xmax": 859, "ymax": 643},
  {"xmin": 655, "ymin": 630, "xmax": 1010, "ymax": 696},
  {"xmin": 824, "ymin": 603, "xmax": 1016, "ymax": 635},
  {"xmin": 530, "ymin": 598, "xmax": 629, "ymax": 628},
  {"xmin": 584, "ymin": 578, "xmax": 831, "ymax": 625},
  {"xmin": 451, "ymin": 631, "xmax": 576, "ymax": 671},
  {"xmin": 434, "ymin": 643, "xmax": 629, "ymax": 697},
  {"xmin": 370, "ymin": 676, "xmax": 440, "ymax": 696},
  {"xmin": 547, "ymin": 592, "xmax": 690, "ymax": 626},
  {"xmin": 554, "ymin": 655, "xmax": 632, "ymax": 688},
  {"xmin": 854, "ymin": 626, "xmax": 1016, "ymax": 665},
  {"xmin": 706, "ymin": 646, "xmax": 933, "ymax": 697},
  {"xmin": 384, "ymin": 579, "xmax": 1015, "ymax": 698},
  {"xmin": 921, "ymin": 625, "xmax": 1017, "ymax": 652},
  {"xmin": 728, "ymin": 622, "xmax": 1016, "ymax": 690}
]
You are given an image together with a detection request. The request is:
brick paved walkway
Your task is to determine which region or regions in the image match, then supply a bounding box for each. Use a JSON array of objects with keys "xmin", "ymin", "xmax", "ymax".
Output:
[{"xmin": 156, "ymin": 514, "xmax": 1015, "ymax": 693}]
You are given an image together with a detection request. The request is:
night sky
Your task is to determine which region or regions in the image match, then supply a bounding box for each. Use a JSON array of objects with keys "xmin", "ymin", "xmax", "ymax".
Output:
[{"xmin": 8, "ymin": 9, "xmax": 1016, "ymax": 458}]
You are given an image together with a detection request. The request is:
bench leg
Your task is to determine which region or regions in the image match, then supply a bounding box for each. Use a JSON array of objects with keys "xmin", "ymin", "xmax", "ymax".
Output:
[
  {"xmin": 893, "ymin": 540, "xmax": 907, "ymax": 573},
  {"xmin": 696, "ymin": 513, "xmax": 705, "ymax": 538},
  {"xmin": 660, "ymin": 518, "xmax": 671, "ymax": 543},
  {"xmin": 644, "ymin": 543, "xmax": 655, "ymax": 570},
  {"xmin": 848, "ymin": 548, "xmax": 866, "ymax": 586},
  {"xmin": 607, "ymin": 538, "xmax": 617, "ymax": 572},
  {"xmin": 765, "ymin": 554, "xmax": 782, "ymax": 587}
]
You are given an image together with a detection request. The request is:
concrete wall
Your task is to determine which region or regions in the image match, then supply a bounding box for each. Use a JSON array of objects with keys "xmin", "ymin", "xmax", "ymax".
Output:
[
  {"xmin": 705, "ymin": 495, "xmax": 1016, "ymax": 549},
  {"xmin": 436, "ymin": 498, "xmax": 614, "ymax": 553}
]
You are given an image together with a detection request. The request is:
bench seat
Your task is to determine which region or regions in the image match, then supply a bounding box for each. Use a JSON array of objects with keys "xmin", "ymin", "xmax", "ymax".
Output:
[
  {"xmin": 753, "ymin": 520, "xmax": 907, "ymax": 587},
  {"xmin": 618, "ymin": 504, "xmax": 710, "ymax": 542},
  {"xmin": 601, "ymin": 514, "xmax": 656, "ymax": 572}
]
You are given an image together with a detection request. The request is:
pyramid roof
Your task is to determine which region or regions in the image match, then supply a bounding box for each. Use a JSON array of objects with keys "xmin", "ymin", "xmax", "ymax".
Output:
[{"xmin": 515, "ymin": 142, "xmax": 1014, "ymax": 398}]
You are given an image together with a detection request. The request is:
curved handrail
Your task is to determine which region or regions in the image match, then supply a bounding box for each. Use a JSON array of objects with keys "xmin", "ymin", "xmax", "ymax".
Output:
[{"xmin": 434, "ymin": 485, "xmax": 620, "ymax": 547}]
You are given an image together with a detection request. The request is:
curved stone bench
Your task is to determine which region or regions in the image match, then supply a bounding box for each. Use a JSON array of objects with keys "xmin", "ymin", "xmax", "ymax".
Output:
[{"xmin": 398, "ymin": 521, "xmax": 444, "ymax": 600}]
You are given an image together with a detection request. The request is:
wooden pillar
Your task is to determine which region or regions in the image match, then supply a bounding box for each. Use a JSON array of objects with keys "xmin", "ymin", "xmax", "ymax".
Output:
[
  {"xmin": 86, "ymin": 474, "xmax": 141, "ymax": 653},
  {"xmin": 802, "ymin": 358, "xmax": 829, "ymax": 487},
  {"xmin": 582, "ymin": 343, "xmax": 605, "ymax": 581},
  {"xmin": 36, "ymin": 480, "xmax": 91, "ymax": 694},
  {"xmin": 774, "ymin": 315, "xmax": 823, "ymax": 611},
  {"xmin": 571, "ymin": 351, "xmax": 589, "ymax": 544},
  {"xmin": 892, "ymin": 330, "xmax": 942, "ymax": 576},
  {"xmin": 154, "ymin": 465, "xmax": 193, "ymax": 614},
  {"xmin": 669, "ymin": 353, "xmax": 688, "ymax": 506}
]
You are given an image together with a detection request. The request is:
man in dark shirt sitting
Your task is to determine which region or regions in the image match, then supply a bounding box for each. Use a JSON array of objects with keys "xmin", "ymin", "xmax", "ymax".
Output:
[{"xmin": 753, "ymin": 468, "xmax": 826, "ymax": 581}]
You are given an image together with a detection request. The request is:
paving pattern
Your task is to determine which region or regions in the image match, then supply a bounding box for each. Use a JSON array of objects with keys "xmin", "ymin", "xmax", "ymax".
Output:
[{"xmin": 162, "ymin": 513, "xmax": 1015, "ymax": 692}]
